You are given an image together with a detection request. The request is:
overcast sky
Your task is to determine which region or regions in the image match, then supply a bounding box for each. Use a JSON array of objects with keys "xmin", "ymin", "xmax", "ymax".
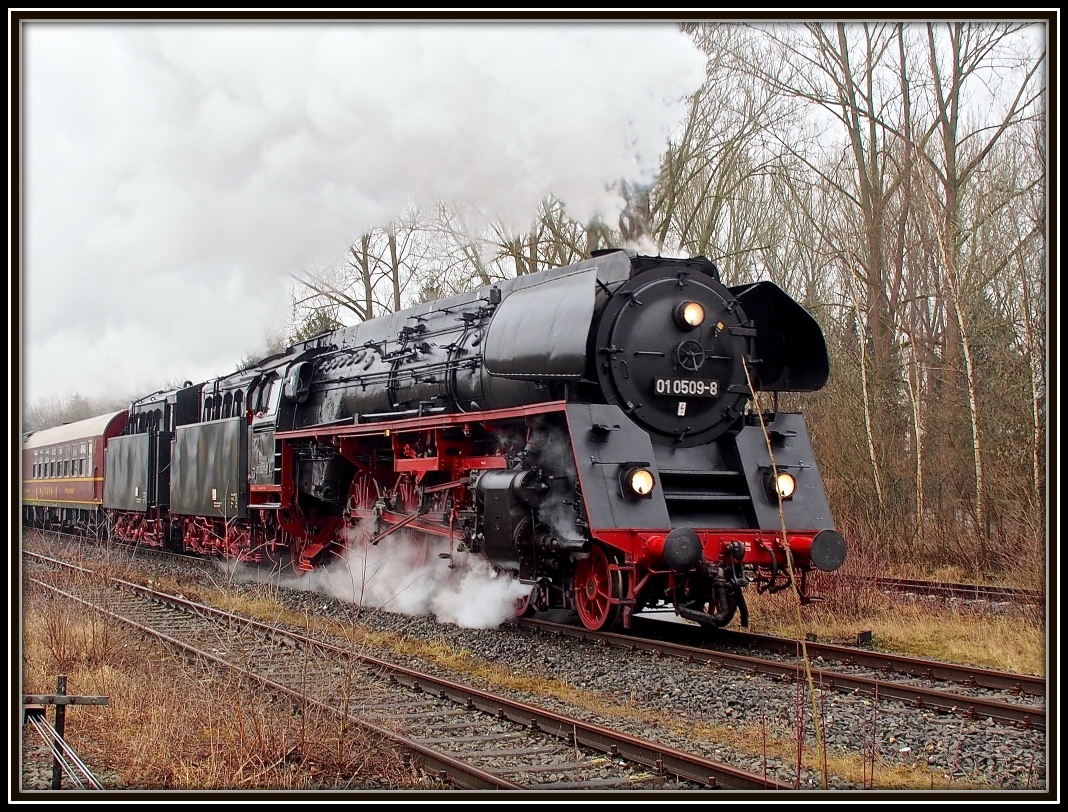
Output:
[{"xmin": 16, "ymin": 20, "xmax": 708, "ymax": 408}]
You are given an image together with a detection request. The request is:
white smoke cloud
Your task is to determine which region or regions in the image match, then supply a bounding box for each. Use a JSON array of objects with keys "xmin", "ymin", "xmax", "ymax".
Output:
[
  {"xmin": 271, "ymin": 523, "xmax": 532, "ymax": 630},
  {"xmin": 21, "ymin": 22, "xmax": 709, "ymax": 405}
]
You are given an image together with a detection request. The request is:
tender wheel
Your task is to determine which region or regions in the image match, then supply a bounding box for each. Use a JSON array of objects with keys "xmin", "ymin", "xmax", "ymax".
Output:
[{"xmin": 572, "ymin": 545, "xmax": 624, "ymax": 631}]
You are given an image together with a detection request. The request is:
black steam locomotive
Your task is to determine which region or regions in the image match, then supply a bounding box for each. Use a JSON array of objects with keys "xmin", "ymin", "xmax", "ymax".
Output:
[{"xmin": 24, "ymin": 249, "xmax": 845, "ymax": 631}]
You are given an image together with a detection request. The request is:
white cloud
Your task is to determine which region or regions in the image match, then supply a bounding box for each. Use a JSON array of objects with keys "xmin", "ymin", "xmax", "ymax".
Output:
[{"xmin": 20, "ymin": 21, "xmax": 707, "ymax": 405}]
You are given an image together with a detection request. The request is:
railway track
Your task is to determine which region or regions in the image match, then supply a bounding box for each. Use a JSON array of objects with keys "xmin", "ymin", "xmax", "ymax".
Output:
[
  {"xmin": 23, "ymin": 551, "xmax": 789, "ymax": 791},
  {"xmin": 846, "ymin": 576, "xmax": 1044, "ymax": 605},
  {"xmin": 22, "ymin": 536, "xmax": 1048, "ymax": 729},
  {"xmin": 518, "ymin": 616, "xmax": 1046, "ymax": 732}
]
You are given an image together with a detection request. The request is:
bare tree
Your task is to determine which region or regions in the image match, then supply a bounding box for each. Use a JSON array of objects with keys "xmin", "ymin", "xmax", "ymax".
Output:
[
  {"xmin": 664, "ymin": 21, "xmax": 1047, "ymax": 571},
  {"xmin": 292, "ymin": 206, "xmax": 426, "ymax": 326},
  {"xmin": 653, "ymin": 24, "xmax": 795, "ymax": 264},
  {"xmin": 733, "ymin": 23, "xmax": 920, "ymax": 521},
  {"xmin": 913, "ymin": 22, "xmax": 1044, "ymax": 551},
  {"xmin": 23, "ymin": 392, "xmax": 152, "ymax": 433}
]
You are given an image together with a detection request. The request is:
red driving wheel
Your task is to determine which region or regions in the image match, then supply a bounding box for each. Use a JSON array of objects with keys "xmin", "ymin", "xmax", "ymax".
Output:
[{"xmin": 572, "ymin": 544, "xmax": 623, "ymax": 631}]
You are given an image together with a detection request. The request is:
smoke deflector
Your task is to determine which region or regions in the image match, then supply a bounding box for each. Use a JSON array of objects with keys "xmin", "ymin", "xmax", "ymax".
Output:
[{"xmin": 483, "ymin": 268, "xmax": 600, "ymax": 380}]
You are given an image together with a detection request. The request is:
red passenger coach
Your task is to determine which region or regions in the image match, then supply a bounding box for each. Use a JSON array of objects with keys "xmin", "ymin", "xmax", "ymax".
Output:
[{"xmin": 22, "ymin": 410, "xmax": 129, "ymax": 534}]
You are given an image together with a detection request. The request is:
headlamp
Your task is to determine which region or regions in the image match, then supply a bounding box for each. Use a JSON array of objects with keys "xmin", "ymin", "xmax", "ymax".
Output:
[
  {"xmin": 621, "ymin": 466, "xmax": 655, "ymax": 499},
  {"xmin": 673, "ymin": 300, "xmax": 706, "ymax": 330},
  {"xmin": 763, "ymin": 469, "xmax": 796, "ymax": 501}
]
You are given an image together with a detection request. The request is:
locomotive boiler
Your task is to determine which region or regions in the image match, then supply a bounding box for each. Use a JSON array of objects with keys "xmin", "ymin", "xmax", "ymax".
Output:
[{"xmin": 25, "ymin": 249, "xmax": 846, "ymax": 632}]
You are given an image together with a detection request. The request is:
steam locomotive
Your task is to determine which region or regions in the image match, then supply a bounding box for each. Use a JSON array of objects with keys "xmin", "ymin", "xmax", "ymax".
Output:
[{"xmin": 23, "ymin": 249, "xmax": 846, "ymax": 631}]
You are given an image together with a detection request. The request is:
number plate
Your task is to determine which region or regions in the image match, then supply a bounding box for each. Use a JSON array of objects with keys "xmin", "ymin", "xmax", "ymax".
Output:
[{"xmin": 654, "ymin": 378, "xmax": 719, "ymax": 397}]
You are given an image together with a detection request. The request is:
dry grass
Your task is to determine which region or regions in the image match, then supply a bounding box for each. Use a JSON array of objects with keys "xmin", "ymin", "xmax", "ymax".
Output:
[
  {"xmin": 21, "ymin": 583, "xmax": 423, "ymax": 791},
  {"xmin": 735, "ymin": 538, "xmax": 1047, "ymax": 677},
  {"xmin": 744, "ymin": 587, "xmax": 1046, "ymax": 677}
]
